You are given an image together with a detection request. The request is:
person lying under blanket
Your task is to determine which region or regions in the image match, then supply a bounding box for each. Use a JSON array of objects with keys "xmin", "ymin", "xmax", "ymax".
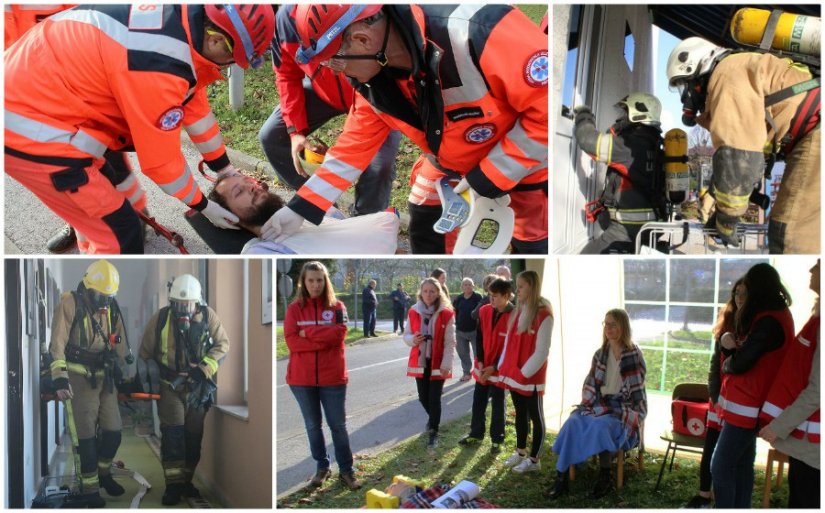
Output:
[{"xmin": 208, "ymin": 174, "xmax": 399, "ymax": 254}]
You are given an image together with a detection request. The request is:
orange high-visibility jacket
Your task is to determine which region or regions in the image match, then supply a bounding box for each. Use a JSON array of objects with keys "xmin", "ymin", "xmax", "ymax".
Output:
[
  {"xmin": 5, "ymin": 5, "xmax": 226, "ymax": 209},
  {"xmin": 289, "ymin": 4, "xmax": 549, "ymax": 224},
  {"xmin": 4, "ymin": 4, "xmax": 75, "ymax": 49}
]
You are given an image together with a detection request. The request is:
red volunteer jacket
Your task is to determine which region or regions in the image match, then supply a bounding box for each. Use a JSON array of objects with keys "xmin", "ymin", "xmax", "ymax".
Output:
[
  {"xmin": 471, "ymin": 303, "xmax": 511, "ymax": 384},
  {"xmin": 497, "ymin": 307, "xmax": 551, "ymax": 396},
  {"xmin": 406, "ymin": 306, "xmax": 455, "ymax": 380},
  {"xmin": 718, "ymin": 308, "xmax": 794, "ymax": 428},
  {"xmin": 284, "ymin": 297, "xmax": 348, "ymax": 386},
  {"xmin": 760, "ymin": 314, "xmax": 820, "ymax": 442}
]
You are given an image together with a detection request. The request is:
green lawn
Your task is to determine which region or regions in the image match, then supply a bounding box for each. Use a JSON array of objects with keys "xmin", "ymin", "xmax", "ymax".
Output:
[{"xmin": 277, "ymin": 411, "xmax": 789, "ymax": 509}]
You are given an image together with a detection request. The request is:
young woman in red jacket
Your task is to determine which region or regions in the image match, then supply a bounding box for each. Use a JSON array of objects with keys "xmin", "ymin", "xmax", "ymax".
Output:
[
  {"xmin": 284, "ymin": 261, "xmax": 361, "ymax": 491},
  {"xmin": 404, "ymin": 277, "xmax": 456, "ymax": 449},
  {"xmin": 497, "ymin": 270, "xmax": 553, "ymax": 474}
]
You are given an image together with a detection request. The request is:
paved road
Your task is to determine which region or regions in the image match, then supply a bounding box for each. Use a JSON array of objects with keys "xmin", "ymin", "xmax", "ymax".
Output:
[{"xmin": 275, "ymin": 335, "xmax": 475, "ymax": 497}]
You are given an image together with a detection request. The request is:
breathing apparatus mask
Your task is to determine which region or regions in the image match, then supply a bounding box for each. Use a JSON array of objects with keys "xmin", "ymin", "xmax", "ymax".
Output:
[
  {"xmin": 172, "ymin": 300, "xmax": 198, "ymax": 332},
  {"xmin": 673, "ymin": 77, "xmax": 708, "ymax": 127}
]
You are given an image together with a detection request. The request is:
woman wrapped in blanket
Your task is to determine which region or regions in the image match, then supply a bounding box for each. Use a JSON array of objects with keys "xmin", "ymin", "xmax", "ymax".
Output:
[{"xmin": 547, "ymin": 308, "xmax": 646, "ymax": 500}]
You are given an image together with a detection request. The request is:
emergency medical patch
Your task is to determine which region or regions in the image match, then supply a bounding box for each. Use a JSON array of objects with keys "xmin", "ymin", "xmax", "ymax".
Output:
[
  {"xmin": 322, "ymin": 310, "xmax": 334, "ymax": 322},
  {"xmin": 524, "ymin": 50, "xmax": 549, "ymax": 87},
  {"xmin": 687, "ymin": 417, "xmax": 706, "ymax": 437},
  {"xmin": 157, "ymin": 107, "xmax": 184, "ymax": 131},
  {"xmin": 465, "ymin": 124, "xmax": 496, "ymax": 144}
]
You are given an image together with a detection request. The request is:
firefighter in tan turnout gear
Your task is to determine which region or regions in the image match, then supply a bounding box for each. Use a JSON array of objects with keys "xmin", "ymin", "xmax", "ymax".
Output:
[
  {"xmin": 139, "ymin": 274, "xmax": 230, "ymax": 505},
  {"xmin": 49, "ymin": 259, "xmax": 128, "ymax": 508},
  {"xmin": 666, "ymin": 36, "xmax": 820, "ymax": 254}
]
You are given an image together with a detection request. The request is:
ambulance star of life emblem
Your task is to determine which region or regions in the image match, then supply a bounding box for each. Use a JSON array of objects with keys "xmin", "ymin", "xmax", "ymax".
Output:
[
  {"xmin": 464, "ymin": 124, "xmax": 496, "ymax": 144},
  {"xmin": 157, "ymin": 107, "xmax": 185, "ymax": 131},
  {"xmin": 524, "ymin": 50, "xmax": 549, "ymax": 87},
  {"xmin": 322, "ymin": 310, "xmax": 334, "ymax": 321}
]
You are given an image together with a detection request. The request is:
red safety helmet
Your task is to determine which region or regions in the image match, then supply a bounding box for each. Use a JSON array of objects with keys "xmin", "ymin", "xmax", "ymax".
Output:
[
  {"xmin": 205, "ymin": 4, "xmax": 275, "ymax": 69},
  {"xmin": 294, "ymin": 4, "xmax": 383, "ymax": 66}
]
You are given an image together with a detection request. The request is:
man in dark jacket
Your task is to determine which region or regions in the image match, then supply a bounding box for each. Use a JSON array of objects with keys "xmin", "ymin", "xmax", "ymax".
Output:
[
  {"xmin": 389, "ymin": 283, "xmax": 410, "ymax": 335},
  {"xmin": 362, "ymin": 279, "xmax": 378, "ymax": 337},
  {"xmin": 453, "ymin": 278, "xmax": 483, "ymax": 381}
]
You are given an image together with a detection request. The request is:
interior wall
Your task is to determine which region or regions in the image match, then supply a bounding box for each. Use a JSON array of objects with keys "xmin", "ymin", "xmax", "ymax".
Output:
[{"xmin": 198, "ymin": 259, "xmax": 273, "ymax": 508}]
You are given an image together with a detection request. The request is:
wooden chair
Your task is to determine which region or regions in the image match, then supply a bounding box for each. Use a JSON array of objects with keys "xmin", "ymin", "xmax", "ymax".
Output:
[
  {"xmin": 761, "ymin": 448, "xmax": 790, "ymax": 508},
  {"xmin": 655, "ymin": 383, "xmax": 710, "ymax": 491},
  {"xmin": 569, "ymin": 421, "xmax": 645, "ymax": 489}
]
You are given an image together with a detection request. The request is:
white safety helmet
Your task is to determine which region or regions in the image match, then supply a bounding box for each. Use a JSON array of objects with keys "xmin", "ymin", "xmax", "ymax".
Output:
[
  {"xmin": 666, "ymin": 37, "xmax": 729, "ymax": 89},
  {"xmin": 617, "ymin": 92, "xmax": 662, "ymax": 127},
  {"xmin": 169, "ymin": 274, "xmax": 202, "ymax": 317}
]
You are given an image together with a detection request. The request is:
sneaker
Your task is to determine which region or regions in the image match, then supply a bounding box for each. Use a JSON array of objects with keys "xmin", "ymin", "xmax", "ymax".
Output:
[
  {"xmin": 46, "ymin": 225, "xmax": 77, "ymax": 254},
  {"xmin": 591, "ymin": 468, "xmax": 615, "ymax": 499},
  {"xmin": 339, "ymin": 471, "xmax": 362, "ymax": 491},
  {"xmin": 427, "ymin": 430, "xmax": 439, "ymax": 449},
  {"xmin": 162, "ymin": 483, "xmax": 184, "ymax": 506},
  {"xmin": 490, "ymin": 443, "xmax": 502, "ymax": 454},
  {"xmin": 458, "ymin": 434, "xmax": 481, "ymax": 446},
  {"xmin": 684, "ymin": 495, "xmax": 713, "ymax": 508},
  {"xmin": 545, "ymin": 471, "xmax": 570, "ymax": 500},
  {"xmin": 309, "ymin": 468, "xmax": 331, "ymax": 488},
  {"xmin": 512, "ymin": 458, "xmax": 541, "ymax": 473},
  {"xmin": 503, "ymin": 451, "xmax": 525, "ymax": 468},
  {"xmin": 99, "ymin": 473, "xmax": 125, "ymax": 497}
]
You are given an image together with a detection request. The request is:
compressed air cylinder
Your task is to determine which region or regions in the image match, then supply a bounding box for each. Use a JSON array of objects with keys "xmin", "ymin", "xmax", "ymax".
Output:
[
  {"xmin": 731, "ymin": 8, "xmax": 820, "ymax": 57},
  {"xmin": 664, "ymin": 128, "xmax": 689, "ymax": 205}
]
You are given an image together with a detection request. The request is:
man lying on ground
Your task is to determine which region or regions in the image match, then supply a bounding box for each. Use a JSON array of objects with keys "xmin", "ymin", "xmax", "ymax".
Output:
[{"xmin": 208, "ymin": 174, "xmax": 399, "ymax": 254}]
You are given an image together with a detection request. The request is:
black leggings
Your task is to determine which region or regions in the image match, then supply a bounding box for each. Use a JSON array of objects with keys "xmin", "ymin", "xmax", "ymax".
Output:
[
  {"xmin": 699, "ymin": 426, "xmax": 721, "ymax": 492},
  {"xmin": 510, "ymin": 391, "xmax": 545, "ymax": 459},
  {"xmin": 788, "ymin": 456, "xmax": 820, "ymax": 508},
  {"xmin": 415, "ymin": 363, "xmax": 445, "ymax": 432}
]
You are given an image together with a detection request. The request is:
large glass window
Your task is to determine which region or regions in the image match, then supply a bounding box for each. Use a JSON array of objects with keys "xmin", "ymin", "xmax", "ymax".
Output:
[{"xmin": 623, "ymin": 258, "xmax": 768, "ymax": 393}]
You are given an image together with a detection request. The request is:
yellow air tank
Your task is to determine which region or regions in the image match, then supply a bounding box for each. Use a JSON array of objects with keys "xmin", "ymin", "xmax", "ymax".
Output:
[
  {"xmin": 664, "ymin": 128, "xmax": 689, "ymax": 205},
  {"xmin": 731, "ymin": 8, "xmax": 820, "ymax": 57}
]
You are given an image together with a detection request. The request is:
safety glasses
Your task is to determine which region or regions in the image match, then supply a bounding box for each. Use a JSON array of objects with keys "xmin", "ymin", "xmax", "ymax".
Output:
[{"xmin": 206, "ymin": 28, "xmax": 234, "ymax": 56}]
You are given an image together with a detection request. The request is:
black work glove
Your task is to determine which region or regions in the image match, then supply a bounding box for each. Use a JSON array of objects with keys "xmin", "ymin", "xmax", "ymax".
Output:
[
  {"xmin": 188, "ymin": 366, "xmax": 207, "ymax": 383},
  {"xmin": 53, "ymin": 377, "xmax": 70, "ymax": 392}
]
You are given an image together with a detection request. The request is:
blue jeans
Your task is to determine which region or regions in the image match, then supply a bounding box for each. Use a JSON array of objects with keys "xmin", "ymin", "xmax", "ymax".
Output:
[
  {"xmin": 289, "ymin": 384, "xmax": 354, "ymax": 473},
  {"xmin": 258, "ymin": 78, "xmax": 401, "ymax": 215},
  {"xmin": 711, "ymin": 422, "xmax": 757, "ymax": 508},
  {"xmin": 363, "ymin": 308, "xmax": 376, "ymax": 335}
]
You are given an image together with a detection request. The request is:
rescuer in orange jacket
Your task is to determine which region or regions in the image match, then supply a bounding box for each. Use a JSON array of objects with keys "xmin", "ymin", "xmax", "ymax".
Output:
[
  {"xmin": 5, "ymin": 5, "xmax": 275, "ymax": 254},
  {"xmin": 259, "ymin": 4, "xmax": 401, "ymax": 215},
  {"xmin": 261, "ymin": 4, "xmax": 548, "ymax": 254}
]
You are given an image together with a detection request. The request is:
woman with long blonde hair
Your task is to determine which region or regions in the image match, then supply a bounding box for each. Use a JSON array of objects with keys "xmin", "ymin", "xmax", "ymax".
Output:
[
  {"xmin": 284, "ymin": 261, "xmax": 361, "ymax": 491},
  {"xmin": 496, "ymin": 270, "xmax": 554, "ymax": 474},
  {"xmin": 403, "ymin": 277, "xmax": 456, "ymax": 449}
]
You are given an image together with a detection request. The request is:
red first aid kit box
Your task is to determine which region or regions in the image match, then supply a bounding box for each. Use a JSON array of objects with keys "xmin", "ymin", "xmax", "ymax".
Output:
[{"xmin": 672, "ymin": 399, "xmax": 710, "ymax": 438}]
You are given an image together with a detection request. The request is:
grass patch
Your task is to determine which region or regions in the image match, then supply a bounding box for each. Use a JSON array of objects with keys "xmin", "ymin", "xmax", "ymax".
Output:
[
  {"xmin": 277, "ymin": 411, "xmax": 788, "ymax": 509},
  {"xmin": 276, "ymin": 327, "xmax": 385, "ymax": 360}
]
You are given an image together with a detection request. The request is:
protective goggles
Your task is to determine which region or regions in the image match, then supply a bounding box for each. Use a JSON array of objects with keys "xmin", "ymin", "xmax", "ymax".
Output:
[
  {"xmin": 223, "ymin": 4, "xmax": 265, "ymax": 69},
  {"xmin": 295, "ymin": 5, "xmax": 370, "ymax": 65}
]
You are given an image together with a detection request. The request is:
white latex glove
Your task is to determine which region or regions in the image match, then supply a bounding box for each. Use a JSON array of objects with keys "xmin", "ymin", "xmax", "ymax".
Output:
[
  {"xmin": 261, "ymin": 206, "xmax": 304, "ymax": 242},
  {"xmin": 290, "ymin": 134, "xmax": 310, "ymax": 178},
  {"xmin": 216, "ymin": 164, "xmax": 242, "ymax": 178},
  {"xmin": 453, "ymin": 177, "xmax": 470, "ymax": 195},
  {"xmin": 201, "ymin": 200, "xmax": 240, "ymax": 230}
]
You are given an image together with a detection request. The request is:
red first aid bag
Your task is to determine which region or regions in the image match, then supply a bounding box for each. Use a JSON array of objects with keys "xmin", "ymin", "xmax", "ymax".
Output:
[{"xmin": 672, "ymin": 399, "xmax": 710, "ymax": 438}]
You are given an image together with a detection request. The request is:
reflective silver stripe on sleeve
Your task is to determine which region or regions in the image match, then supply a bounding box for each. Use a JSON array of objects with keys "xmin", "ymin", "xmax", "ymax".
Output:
[
  {"xmin": 156, "ymin": 162, "xmax": 194, "ymax": 197},
  {"xmin": 323, "ymin": 155, "xmax": 362, "ymax": 184},
  {"xmin": 303, "ymin": 174, "xmax": 345, "ymax": 204},
  {"xmin": 596, "ymin": 133, "xmax": 612, "ymax": 162},
  {"xmin": 5, "ymin": 110, "xmax": 108, "ymax": 157},
  {"xmin": 193, "ymin": 132, "xmax": 224, "ymax": 154},
  {"xmin": 608, "ymin": 209, "xmax": 658, "ymax": 223},
  {"xmin": 442, "ymin": 5, "xmax": 488, "ymax": 106},
  {"xmin": 184, "ymin": 111, "xmax": 218, "ymax": 136}
]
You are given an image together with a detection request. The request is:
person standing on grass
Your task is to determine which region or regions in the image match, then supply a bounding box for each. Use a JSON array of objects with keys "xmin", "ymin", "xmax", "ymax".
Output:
[
  {"xmin": 547, "ymin": 308, "xmax": 646, "ymax": 500},
  {"xmin": 497, "ymin": 270, "xmax": 553, "ymax": 474},
  {"xmin": 759, "ymin": 259, "xmax": 820, "ymax": 509},
  {"xmin": 404, "ymin": 277, "xmax": 456, "ymax": 449},
  {"xmin": 453, "ymin": 278, "xmax": 483, "ymax": 382},
  {"xmin": 284, "ymin": 261, "xmax": 361, "ymax": 491},
  {"xmin": 458, "ymin": 278, "xmax": 514, "ymax": 453},
  {"xmin": 389, "ymin": 283, "xmax": 410, "ymax": 335},
  {"xmin": 362, "ymin": 279, "xmax": 378, "ymax": 338},
  {"xmin": 684, "ymin": 277, "xmax": 745, "ymax": 508},
  {"xmin": 712, "ymin": 263, "xmax": 794, "ymax": 508}
]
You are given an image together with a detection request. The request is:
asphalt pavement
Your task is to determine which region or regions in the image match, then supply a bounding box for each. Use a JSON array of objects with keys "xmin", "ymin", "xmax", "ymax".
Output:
[{"xmin": 275, "ymin": 333, "xmax": 475, "ymax": 498}]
